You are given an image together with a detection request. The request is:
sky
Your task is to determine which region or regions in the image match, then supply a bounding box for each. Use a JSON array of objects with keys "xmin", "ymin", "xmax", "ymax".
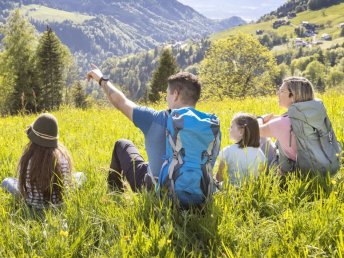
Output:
[{"xmin": 178, "ymin": 0, "xmax": 287, "ymax": 21}]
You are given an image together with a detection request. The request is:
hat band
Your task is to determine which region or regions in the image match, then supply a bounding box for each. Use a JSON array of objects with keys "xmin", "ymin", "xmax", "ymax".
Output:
[{"xmin": 31, "ymin": 126, "xmax": 59, "ymax": 141}]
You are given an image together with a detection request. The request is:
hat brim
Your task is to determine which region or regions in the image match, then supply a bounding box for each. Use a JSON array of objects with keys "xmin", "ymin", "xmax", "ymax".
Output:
[{"xmin": 27, "ymin": 125, "xmax": 58, "ymax": 148}]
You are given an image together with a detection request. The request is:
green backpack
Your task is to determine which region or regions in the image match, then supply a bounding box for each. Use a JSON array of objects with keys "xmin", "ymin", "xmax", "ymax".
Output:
[{"xmin": 278, "ymin": 99, "xmax": 342, "ymax": 176}]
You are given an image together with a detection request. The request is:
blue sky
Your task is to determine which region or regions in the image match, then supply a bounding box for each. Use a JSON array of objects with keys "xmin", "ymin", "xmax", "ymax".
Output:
[{"xmin": 178, "ymin": 0, "xmax": 286, "ymax": 21}]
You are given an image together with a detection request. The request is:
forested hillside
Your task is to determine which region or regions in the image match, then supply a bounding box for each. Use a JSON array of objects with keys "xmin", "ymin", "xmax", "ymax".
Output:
[
  {"xmin": 99, "ymin": 2, "xmax": 344, "ymax": 101},
  {"xmin": 0, "ymin": 0, "xmax": 245, "ymax": 74},
  {"xmin": 1, "ymin": 0, "xmax": 343, "ymax": 110},
  {"xmin": 101, "ymin": 39, "xmax": 210, "ymax": 100},
  {"xmin": 259, "ymin": 0, "xmax": 342, "ymax": 21}
]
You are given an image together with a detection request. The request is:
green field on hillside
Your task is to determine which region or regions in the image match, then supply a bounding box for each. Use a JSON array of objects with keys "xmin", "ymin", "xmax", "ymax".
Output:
[
  {"xmin": 0, "ymin": 92, "xmax": 344, "ymax": 256},
  {"xmin": 212, "ymin": 3, "xmax": 344, "ymax": 46},
  {"xmin": 19, "ymin": 4, "xmax": 95, "ymax": 24}
]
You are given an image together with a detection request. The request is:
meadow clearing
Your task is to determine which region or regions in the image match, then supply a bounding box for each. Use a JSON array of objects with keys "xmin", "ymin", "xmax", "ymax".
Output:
[{"xmin": 0, "ymin": 92, "xmax": 343, "ymax": 257}]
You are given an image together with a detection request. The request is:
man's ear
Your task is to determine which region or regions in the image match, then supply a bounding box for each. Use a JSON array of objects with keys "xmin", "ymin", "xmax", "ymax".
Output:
[{"xmin": 173, "ymin": 89, "xmax": 180, "ymax": 101}]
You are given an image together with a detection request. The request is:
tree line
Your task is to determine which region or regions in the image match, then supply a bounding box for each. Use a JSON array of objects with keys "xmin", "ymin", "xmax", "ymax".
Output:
[
  {"xmin": 150, "ymin": 33, "xmax": 344, "ymax": 101},
  {"xmin": 100, "ymin": 39, "xmax": 211, "ymax": 101},
  {"xmin": 0, "ymin": 10, "xmax": 89, "ymax": 114},
  {"xmin": 1, "ymin": 10, "xmax": 343, "ymax": 114},
  {"xmin": 259, "ymin": 0, "xmax": 342, "ymax": 22},
  {"xmin": 105, "ymin": 32, "xmax": 344, "ymax": 103},
  {"xmin": 274, "ymin": 43, "xmax": 344, "ymax": 92}
]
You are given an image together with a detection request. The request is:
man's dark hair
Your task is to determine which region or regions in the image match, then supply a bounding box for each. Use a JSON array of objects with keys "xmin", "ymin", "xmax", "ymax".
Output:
[{"xmin": 167, "ymin": 72, "xmax": 201, "ymax": 105}]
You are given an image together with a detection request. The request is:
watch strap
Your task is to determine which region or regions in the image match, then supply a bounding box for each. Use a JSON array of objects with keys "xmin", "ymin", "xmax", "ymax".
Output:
[{"xmin": 99, "ymin": 77, "xmax": 109, "ymax": 86}]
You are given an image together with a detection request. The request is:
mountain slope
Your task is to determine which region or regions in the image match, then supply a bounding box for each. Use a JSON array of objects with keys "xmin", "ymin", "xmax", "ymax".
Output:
[
  {"xmin": 0, "ymin": 0, "xmax": 246, "ymax": 59},
  {"xmin": 211, "ymin": 2, "xmax": 344, "ymax": 48},
  {"xmin": 99, "ymin": 2, "xmax": 344, "ymax": 101}
]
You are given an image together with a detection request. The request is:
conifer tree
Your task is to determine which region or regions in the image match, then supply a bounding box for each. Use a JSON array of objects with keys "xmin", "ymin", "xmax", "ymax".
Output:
[
  {"xmin": 0, "ymin": 9, "xmax": 38, "ymax": 114},
  {"xmin": 36, "ymin": 26, "xmax": 65, "ymax": 110},
  {"xmin": 148, "ymin": 48, "xmax": 179, "ymax": 102},
  {"xmin": 72, "ymin": 81, "xmax": 87, "ymax": 108},
  {"xmin": 317, "ymin": 49, "xmax": 325, "ymax": 64},
  {"xmin": 316, "ymin": 77, "xmax": 325, "ymax": 92}
]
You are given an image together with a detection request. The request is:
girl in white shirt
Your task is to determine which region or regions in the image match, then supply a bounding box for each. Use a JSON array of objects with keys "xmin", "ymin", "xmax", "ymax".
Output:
[{"xmin": 216, "ymin": 113, "xmax": 266, "ymax": 186}]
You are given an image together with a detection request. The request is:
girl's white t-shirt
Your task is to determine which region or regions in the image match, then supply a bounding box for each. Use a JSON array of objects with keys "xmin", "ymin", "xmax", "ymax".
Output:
[{"xmin": 219, "ymin": 144, "xmax": 266, "ymax": 185}]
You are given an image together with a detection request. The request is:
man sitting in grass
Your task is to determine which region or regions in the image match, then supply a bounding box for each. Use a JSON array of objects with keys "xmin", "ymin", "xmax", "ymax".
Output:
[{"xmin": 87, "ymin": 65, "xmax": 219, "ymax": 193}]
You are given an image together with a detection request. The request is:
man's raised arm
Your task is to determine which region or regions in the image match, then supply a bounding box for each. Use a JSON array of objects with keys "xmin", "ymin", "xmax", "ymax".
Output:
[{"xmin": 87, "ymin": 64, "xmax": 137, "ymax": 121}]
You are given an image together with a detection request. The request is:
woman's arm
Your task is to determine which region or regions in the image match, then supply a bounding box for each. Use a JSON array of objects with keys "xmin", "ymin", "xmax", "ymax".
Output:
[
  {"xmin": 259, "ymin": 123, "xmax": 273, "ymax": 138},
  {"xmin": 258, "ymin": 114, "xmax": 280, "ymax": 138}
]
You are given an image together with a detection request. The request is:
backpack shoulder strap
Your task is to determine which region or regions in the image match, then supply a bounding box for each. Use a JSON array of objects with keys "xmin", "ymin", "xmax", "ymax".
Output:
[{"xmin": 165, "ymin": 109, "xmax": 186, "ymax": 196}]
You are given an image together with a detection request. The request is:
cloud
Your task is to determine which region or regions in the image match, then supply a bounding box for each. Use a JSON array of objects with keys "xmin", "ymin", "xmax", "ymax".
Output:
[{"xmin": 178, "ymin": 0, "xmax": 286, "ymax": 20}]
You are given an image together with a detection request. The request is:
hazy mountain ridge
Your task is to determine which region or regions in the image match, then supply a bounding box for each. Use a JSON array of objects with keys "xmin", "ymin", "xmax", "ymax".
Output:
[
  {"xmin": 0, "ymin": 0, "xmax": 246, "ymax": 59},
  {"xmin": 178, "ymin": 0, "xmax": 287, "ymax": 20}
]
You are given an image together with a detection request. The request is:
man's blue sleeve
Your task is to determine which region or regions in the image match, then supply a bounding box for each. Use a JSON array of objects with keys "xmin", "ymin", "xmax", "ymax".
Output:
[{"xmin": 133, "ymin": 106, "xmax": 159, "ymax": 135}]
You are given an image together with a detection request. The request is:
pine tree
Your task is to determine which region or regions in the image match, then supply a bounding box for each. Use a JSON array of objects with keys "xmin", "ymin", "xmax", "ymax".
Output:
[
  {"xmin": 308, "ymin": 0, "xmax": 322, "ymax": 10},
  {"xmin": 72, "ymin": 81, "xmax": 87, "ymax": 108},
  {"xmin": 0, "ymin": 9, "xmax": 38, "ymax": 114},
  {"xmin": 148, "ymin": 48, "xmax": 179, "ymax": 102},
  {"xmin": 317, "ymin": 49, "xmax": 325, "ymax": 64},
  {"xmin": 36, "ymin": 27, "xmax": 65, "ymax": 110},
  {"xmin": 316, "ymin": 77, "xmax": 325, "ymax": 92}
]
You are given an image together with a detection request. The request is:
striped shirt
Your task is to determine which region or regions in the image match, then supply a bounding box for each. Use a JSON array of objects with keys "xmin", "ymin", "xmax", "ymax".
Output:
[{"xmin": 24, "ymin": 155, "xmax": 71, "ymax": 209}]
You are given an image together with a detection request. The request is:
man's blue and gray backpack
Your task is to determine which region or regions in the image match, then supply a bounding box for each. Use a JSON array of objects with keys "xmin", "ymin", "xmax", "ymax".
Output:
[{"xmin": 157, "ymin": 107, "xmax": 221, "ymax": 209}]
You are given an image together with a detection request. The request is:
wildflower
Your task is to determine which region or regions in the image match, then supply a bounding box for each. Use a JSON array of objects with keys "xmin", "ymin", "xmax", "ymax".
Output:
[
  {"xmin": 60, "ymin": 230, "xmax": 69, "ymax": 238},
  {"xmin": 123, "ymin": 235, "xmax": 130, "ymax": 242},
  {"xmin": 331, "ymin": 180, "xmax": 337, "ymax": 185}
]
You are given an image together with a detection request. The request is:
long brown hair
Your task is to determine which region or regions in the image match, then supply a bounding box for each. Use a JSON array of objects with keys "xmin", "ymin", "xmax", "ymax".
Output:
[
  {"xmin": 18, "ymin": 142, "xmax": 72, "ymax": 202},
  {"xmin": 232, "ymin": 113, "xmax": 260, "ymax": 149}
]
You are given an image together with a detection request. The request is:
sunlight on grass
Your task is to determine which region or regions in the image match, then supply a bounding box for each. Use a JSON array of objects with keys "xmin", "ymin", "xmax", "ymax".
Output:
[
  {"xmin": 0, "ymin": 93, "xmax": 343, "ymax": 256},
  {"xmin": 19, "ymin": 4, "xmax": 95, "ymax": 24}
]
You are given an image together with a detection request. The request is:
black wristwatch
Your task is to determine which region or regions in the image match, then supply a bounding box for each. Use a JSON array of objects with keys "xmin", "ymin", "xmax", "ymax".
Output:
[{"xmin": 99, "ymin": 77, "xmax": 109, "ymax": 86}]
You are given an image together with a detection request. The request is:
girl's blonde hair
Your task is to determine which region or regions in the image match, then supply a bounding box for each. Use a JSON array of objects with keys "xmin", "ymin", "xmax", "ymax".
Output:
[{"xmin": 283, "ymin": 77, "xmax": 315, "ymax": 103}]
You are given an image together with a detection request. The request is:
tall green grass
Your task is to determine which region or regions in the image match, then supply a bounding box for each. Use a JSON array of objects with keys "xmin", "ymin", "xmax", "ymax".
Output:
[{"xmin": 0, "ymin": 94, "xmax": 343, "ymax": 256}]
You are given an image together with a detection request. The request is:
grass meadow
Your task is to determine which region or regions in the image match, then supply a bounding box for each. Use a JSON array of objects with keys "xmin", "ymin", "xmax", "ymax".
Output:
[
  {"xmin": 20, "ymin": 5, "xmax": 95, "ymax": 24},
  {"xmin": 0, "ymin": 92, "xmax": 344, "ymax": 257}
]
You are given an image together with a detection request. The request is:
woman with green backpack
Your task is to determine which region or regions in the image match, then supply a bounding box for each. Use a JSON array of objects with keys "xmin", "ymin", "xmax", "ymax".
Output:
[{"xmin": 258, "ymin": 77, "xmax": 341, "ymax": 176}]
